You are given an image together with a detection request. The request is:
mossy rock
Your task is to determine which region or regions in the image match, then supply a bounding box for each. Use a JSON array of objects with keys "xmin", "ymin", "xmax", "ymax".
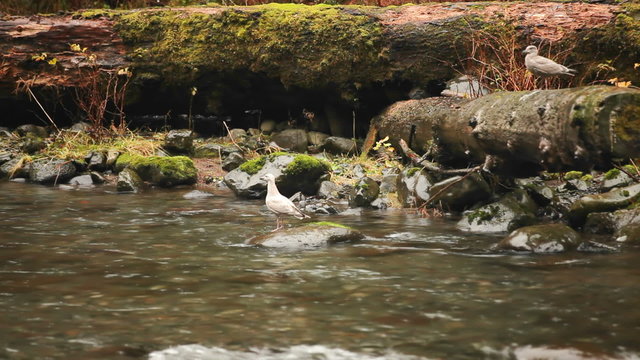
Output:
[
  {"xmin": 247, "ymin": 222, "xmax": 364, "ymax": 249},
  {"xmin": 225, "ymin": 152, "xmax": 331, "ymax": 198},
  {"xmin": 115, "ymin": 153, "xmax": 197, "ymax": 187}
]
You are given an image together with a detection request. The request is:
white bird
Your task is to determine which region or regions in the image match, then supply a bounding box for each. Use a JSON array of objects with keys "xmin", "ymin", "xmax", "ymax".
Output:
[
  {"xmin": 523, "ymin": 45, "xmax": 577, "ymax": 77},
  {"xmin": 261, "ymin": 173, "xmax": 309, "ymax": 231}
]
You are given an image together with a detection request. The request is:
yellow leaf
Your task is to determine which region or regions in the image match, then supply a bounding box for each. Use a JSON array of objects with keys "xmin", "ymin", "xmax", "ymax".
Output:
[
  {"xmin": 607, "ymin": 77, "xmax": 619, "ymax": 84},
  {"xmin": 615, "ymin": 81, "xmax": 631, "ymax": 88},
  {"xmin": 69, "ymin": 43, "xmax": 81, "ymax": 52},
  {"xmin": 47, "ymin": 58, "xmax": 58, "ymax": 65},
  {"xmin": 635, "ymin": 63, "xmax": 640, "ymax": 69}
]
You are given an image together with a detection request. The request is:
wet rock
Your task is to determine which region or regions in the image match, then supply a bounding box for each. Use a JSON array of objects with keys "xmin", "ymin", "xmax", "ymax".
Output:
[
  {"xmin": 317, "ymin": 180, "xmax": 341, "ymax": 199},
  {"xmin": 299, "ymin": 199, "xmax": 343, "ymax": 215},
  {"xmin": 568, "ymin": 183, "xmax": 640, "ymax": 226},
  {"xmin": 183, "ymin": 190, "xmax": 214, "ymax": 199},
  {"xmin": 584, "ymin": 208, "xmax": 640, "ymax": 237},
  {"xmin": 323, "ymin": 136, "xmax": 357, "ymax": 155},
  {"xmin": 559, "ymin": 179, "xmax": 590, "ymax": 192},
  {"xmin": 271, "ymin": 129, "xmax": 308, "ymax": 153},
  {"xmin": 602, "ymin": 169, "xmax": 633, "ymax": 191},
  {"xmin": 247, "ymin": 222, "xmax": 364, "ymax": 249},
  {"xmin": 577, "ymin": 241, "xmax": 618, "ymax": 253},
  {"xmin": 29, "ymin": 159, "xmax": 76, "ymax": 184},
  {"xmin": 164, "ymin": 129, "xmax": 194, "ymax": 154},
  {"xmin": 221, "ymin": 152, "xmax": 245, "ymax": 171},
  {"xmin": 515, "ymin": 177, "xmax": 555, "ymax": 206},
  {"xmin": 371, "ymin": 196, "xmax": 392, "ymax": 209},
  {"xmin": 380, "ymin": 173, "xmax": 398, "ymax": 194},
  {"xmin": 349, "ymin": 177, "xmax": 380, "ymax": 207},
  {"xmin": 616, "ymin": 224, "xmax": 640, "ymax": 244},
  {"xmin": 70, "ymin": 121, "xmax": 91, "ymax": 132},
  {"xmin": 307, "ymin": 131, "xmax": 329, "ymax": 146},
  {"xmin": 117, "ymin": 168, "xmax": 144, "ymax": 193},
  {"xmin": 90, "ymin": 171, "xmax": 105, "ymax": 184},
  {"xmin": 352, "ymin": 164, "xmax": 366, "ymax": 178},
  {"xmin": 224, "ymin": 153, "xmax": 330, "ymax": 198},
  {"xmin": 0, "ymin": 157, "xmax": 29, "ymax": 179},
  {"xmin": 115, "ymin": 154, "xmax": 197, "ymax": 187},
  {"xmin": 496, "ymin": 224, "xmax": 580, "ymax": 253},
  {"xmin": 106, "ymin": 150, "xmax": 120, "ymax": 168},
  {"xmin": 428, "ymin": 172, "xmax": 492, "ymax": 211},
  {"xmin": 85, "ymin": 151, "xmax": 107, "ymax": 171},
  {"xmin": 396, "ymin": 168, "xmax": 434, "ymax": 207},
  {"xmin": 457, "ymin": 190, "xmax": 538, "ymax": 233},
  {"xmin": 67, "ymin": 174, "xmax": 94, "ymax": 187},
  {"xmin": 16, "ymin": 124, "xmax": 48, "ymax": 138},
  {"xmin": 20, "ymin": 135, "xmax": 46, "ymax": 154}
]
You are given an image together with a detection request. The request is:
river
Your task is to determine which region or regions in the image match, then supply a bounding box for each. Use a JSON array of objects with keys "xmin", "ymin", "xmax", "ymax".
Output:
[{"xmin": 1, "ymin": 181, "xmax": 639, "ymax": 360}]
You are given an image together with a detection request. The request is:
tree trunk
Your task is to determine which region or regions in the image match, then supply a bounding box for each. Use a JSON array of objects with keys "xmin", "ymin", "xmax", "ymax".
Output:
[{"xmin": 374, "ymin": 86, "xmax": 640, "ymax": 172}]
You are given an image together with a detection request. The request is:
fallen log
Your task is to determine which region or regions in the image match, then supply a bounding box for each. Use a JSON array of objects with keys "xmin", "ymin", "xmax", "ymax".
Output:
[{"xmin": 374, "ymin": 86, "xmax": 640, "ymax": 172}]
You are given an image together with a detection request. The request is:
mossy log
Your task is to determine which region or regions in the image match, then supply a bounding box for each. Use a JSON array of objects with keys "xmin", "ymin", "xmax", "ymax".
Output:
[
  {"xmin": 374, "ymin": 86, "xmax": 640, "ymax": 172},
  {"xmin": 1, "ymin": 2, "xmax": 638, "ymax": 100}
]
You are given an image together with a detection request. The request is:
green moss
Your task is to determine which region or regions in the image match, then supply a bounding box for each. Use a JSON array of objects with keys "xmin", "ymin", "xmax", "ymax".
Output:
[
  {"xmin": 284, "ymin": 154, "xmax": 331, "ymax": 177},
  {"xmin": 604, "ymin": 168, "xmax": 621, "ymax": 180},
  {"xmin": 239, "ymin": 155, "xmax": 267, "ymax": 175},
  {"xmin": 115, "ymin": 153, "xmax": 197, "ymax": 186},
  {"xmin": 115, "ymin": 4, "xmax": 387, "ymax": 88},
  {"xmin": 72, "ymin": 9, "xmax": 119, "ymax": 19},
  {"xmin": 406, "ymin": 167, "xmax": 421, "ymax": 177},
  {"xmin": 311, "ymin": 221, "xmax": 352, "ymax": 229},
  {"xmin": 467, "ymin": 205, "xmax": 502, "ymax": 224},
  {"xmin": 581, "ymin": 174, "xmax": 594, "ymax": 182},
  {"xmin": 564, "ymin": 171, "xmax": 584, "ymax": 181}
]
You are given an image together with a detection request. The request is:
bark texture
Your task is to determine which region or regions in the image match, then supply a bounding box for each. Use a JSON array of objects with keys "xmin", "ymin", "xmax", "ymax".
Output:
[{"xmin": 374, "ymin": 86, "xmax": 640, "ymax": 172}]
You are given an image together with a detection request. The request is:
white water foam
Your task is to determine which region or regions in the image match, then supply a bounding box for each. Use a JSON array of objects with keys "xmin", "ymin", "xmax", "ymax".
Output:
[{"xmin": 149, "ymin": 344, "xmax": 429, "ymax": 360}]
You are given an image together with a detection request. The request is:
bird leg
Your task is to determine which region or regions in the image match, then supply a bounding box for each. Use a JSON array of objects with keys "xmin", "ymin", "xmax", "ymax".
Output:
[{"xmin": 272, "ymin": 216, "xmax": 283, "ymax": 232}]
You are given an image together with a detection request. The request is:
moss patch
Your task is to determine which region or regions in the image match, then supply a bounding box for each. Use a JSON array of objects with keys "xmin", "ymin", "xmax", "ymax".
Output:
[
  {"xmin": 311, "ymin": 221, "xmax": 353, "ymax": 229},
  {"xmin": 564, "ymin": 171, "xmax": 584, "ymax": 180},
  {"xmin": 116, "ymin": 153, "xmax": 197, "ymax": 186},
  {"xmin": 115, "ymin": 4, "xmax": 387, "ymax": 88},
  {"xmin": 604, "ymin": 168, "xmax": 621, "ymax": 180},
  {"xmin": 283, "ymin": 154, "xmax": 331, "ymax": 177}
]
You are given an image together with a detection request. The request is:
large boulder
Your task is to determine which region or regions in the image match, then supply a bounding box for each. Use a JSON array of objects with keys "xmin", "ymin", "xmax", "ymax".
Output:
[
  {"xmin": 247, "ymin": 222, "xmax": 364, "ymax": 249},
  {"xmin": 457, "ymin": 190, "xmax": 538, "ymax": 233},
  {"xmin": 224, "ymin": 152, "xmax": 330, "ymax": 198},
  {"xmin": 427, "ymin": 172, "xmax": 492, "ymax": 211},
  {"xmin": 568, "ymin": 183, "xmax": 640, "ymax": 226},
  {"xmin": 496, "ymin": 224, "xmax": 581, "ymax": 253},
  {"xmin": 271, "ymin": 129, "xmax": 308, "ymax": 153},
  {"xmin": 115, "ymin": 154, "xmax": 197, "ymax": 187},
  {"xmin": 28, "ymin": 159, "xmax": 77, "ymax": 184}
]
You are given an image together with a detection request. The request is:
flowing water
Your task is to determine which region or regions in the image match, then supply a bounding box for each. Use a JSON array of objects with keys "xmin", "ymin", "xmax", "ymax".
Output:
[{"xmin": 1, "ymin": 181, "xmax": 639, "ymax": 360}]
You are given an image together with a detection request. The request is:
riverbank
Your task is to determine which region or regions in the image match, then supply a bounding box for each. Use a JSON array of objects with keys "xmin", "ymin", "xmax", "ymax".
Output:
[{"xmin": 1, "ymin": 121, "xmax": 639, "ymax": 254}]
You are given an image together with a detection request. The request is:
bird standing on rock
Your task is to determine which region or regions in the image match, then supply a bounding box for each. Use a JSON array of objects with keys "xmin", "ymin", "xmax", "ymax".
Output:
[
  {"xmin": 523, "ymin": 45, "xmax": 577, "ymax": 77},
  {"xmin": 261, "ymin": 173, "xmax": 309, "ymax": 231}
]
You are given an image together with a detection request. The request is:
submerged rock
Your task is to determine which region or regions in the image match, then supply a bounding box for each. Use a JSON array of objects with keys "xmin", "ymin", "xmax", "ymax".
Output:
[
  {"xmin": 457, "ymin": 190, "xmax": 538, "ymax": 233},
  {"xmin": 29, "ymin": 159, "xmax": 77, "ymax": 184},
  {"xmin": 584, "ymin": 208, "xmax": 640, "ymax": 238},
  {"xmin": 568, "ymin": 183, "xmax": 640, "ymax": 226},
  {"xmin": 117, "ymin": 168, "xmax": 144, "ymax": 193},
  {"xmin": 183, "ymin": 190, "xmax": 214, "ymax": 199},
  {"xmin": 496, "ymin": 224, "xmax": 580, "ymax": 253},
  {"xmin": 349, "ymin": 177, "xmax": 380, "ymax": 207},
  {"xmin": 224, "ymin": 153, "xmax": 330, "ymax": 198},
  {"xmin": 247, "ymin": 222, "xmax": 364, "ymax": 249},
  {"xmin": 115, "ymin": 154, "xmax": 197, "ymax": 187}
]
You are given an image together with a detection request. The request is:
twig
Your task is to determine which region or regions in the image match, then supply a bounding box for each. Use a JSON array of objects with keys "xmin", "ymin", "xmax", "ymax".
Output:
[
  {"xmin": 25, "ymin": 86, "xmax": 60, "ymax": 133},
  {"xmin": 399, "ymin": 139, "xmax": 480, "ymax": 175},
  {"xmin": 222, "ymin": 120, "xmax": 243, "ymax": 153}
]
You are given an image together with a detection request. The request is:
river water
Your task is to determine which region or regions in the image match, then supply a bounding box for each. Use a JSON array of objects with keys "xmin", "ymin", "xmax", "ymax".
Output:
[{"xmin": 1, "ymin": 181, "xmax": 639, "ymax": 360}]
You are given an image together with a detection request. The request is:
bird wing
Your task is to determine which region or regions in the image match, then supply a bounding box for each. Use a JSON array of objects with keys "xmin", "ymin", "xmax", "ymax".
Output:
[
  {"xmin": 528, "ymin": 55, "xmax": 575, "ymax": 76},
  {"xmin": 266, "ymin": 194, "xmax": 308, "ymax": 219}
]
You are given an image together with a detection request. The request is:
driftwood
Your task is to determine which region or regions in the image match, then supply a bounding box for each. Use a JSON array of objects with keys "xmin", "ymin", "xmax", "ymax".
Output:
[{"xmin": 374, "ymin": 86, "xmax": 640, "ymax": 172}]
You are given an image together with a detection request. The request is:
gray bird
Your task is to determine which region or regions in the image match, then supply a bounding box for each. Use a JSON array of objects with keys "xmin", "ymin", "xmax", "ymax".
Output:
[
  {"xmin": 261, "ymin": 173, "xmax": 309, "ymax": 231},
  {"xmin": 523, "ymin": 45, "xmax": 577, "ymax": 77}
]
